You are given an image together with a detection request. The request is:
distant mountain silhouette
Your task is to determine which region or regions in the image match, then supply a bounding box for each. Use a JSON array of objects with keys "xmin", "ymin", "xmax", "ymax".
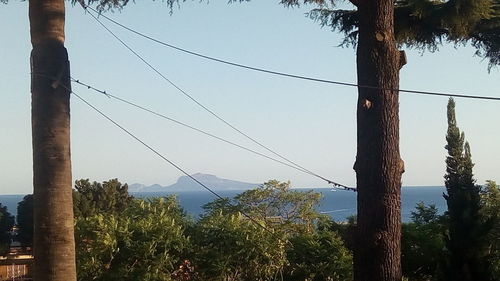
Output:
[{"xmin": 129, "ymin": 173, "xmax": 258, "ymax": 192}]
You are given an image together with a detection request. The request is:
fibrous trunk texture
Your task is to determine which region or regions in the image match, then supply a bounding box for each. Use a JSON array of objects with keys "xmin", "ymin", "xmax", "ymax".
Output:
[
  {"xmin": 29, "ymin": 0, "xmax": 77, "ymax": 280},
  {"xmin": 353, "ymin": 0, "xmax": 404, "ymax": 280}
]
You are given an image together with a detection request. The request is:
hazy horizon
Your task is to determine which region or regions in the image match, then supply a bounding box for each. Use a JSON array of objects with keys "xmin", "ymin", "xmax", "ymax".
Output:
[{"xmin": 1, "ymin": 1, "xmax": 498, "ymax": 195}]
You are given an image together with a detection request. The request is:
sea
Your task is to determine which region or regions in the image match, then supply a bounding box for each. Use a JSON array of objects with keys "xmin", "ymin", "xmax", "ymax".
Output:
[{"xmin": 0, "ymin": 186, "xmax": 447, "ymax": 222}]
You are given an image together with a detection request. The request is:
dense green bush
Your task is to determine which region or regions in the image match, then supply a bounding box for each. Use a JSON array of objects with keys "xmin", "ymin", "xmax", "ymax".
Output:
[
  {"xmin": 192, "ymin": 211, "xmax": 287, "ymax": 281},
  {"xmin": 75, "ymin": 197, "xmax": 190, "ymax": 281},
  {"xmin": 285, "ymin": 218, "xmax": 353, "ymax": 281}
]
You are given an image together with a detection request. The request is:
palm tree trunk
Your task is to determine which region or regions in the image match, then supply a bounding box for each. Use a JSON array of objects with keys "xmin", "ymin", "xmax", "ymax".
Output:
[
  {"xmin": 29, "ymin": 0, "xmax": 77, "ymax": 280},
  {"xmin": 353, "ymin": 0, "xmax": 405, "ymax": 280}
]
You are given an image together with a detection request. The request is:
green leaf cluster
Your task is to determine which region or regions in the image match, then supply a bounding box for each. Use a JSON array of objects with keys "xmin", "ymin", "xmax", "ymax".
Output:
[
  {"xmin": 192, "ymin": 211, "xmax": 287, "ymax": 281},
  {"xmin": 14, "ymin": 174, "xmax": 498, "ymax": 281},
  {"xmin": 286, "ymin": 217, "xmax": 353, "ymax": 281},
  {"xmin": 71, "ymin": 179, "xmax": 352, "ymax": 281},
  {"xmin": 204, "ymin": 180, "xmax": 322, "ymax": 234},
  {"xmin": 480, "ymin": 180, "xmax": 500, "ymax": 280},
  {"xmin": 401, "ymin": 203, "xmax": 447, "ymax": 281},
  {"xmin": 195, "ymin": 180, "xmax": 352, "ymax": 281},
  {"xmin": 75, "ymin": 197, "xmax": 191, "ymax": 281},
  {"xmin": 401, "ymin": 181, "xmax": 500, "ymax": 281},
  {"xmin": 308, "ymin": 0, "xmax": 500, "ymax": 69},
  {"xmin": 73, "ymin": 178, "xmax": 133, "ymax": 218}
]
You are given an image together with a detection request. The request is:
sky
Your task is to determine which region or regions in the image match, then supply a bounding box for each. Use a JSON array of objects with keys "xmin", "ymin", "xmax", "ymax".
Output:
[{"xmin": 0, "ymin": 1, "xmax": 499, "ymax": 195}]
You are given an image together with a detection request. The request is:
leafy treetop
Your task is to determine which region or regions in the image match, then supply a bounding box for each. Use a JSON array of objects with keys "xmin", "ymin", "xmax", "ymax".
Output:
[
  {"xmin": 73, "ymin": 178, "xmax": 133, "ymax": 218},
  {"xmin": 309, "ymin": 0, "xmax": 500, "ymax": 69},
  {"xmin": 203, "ymin": 180, "xmax": 322, "ymax": 233}
]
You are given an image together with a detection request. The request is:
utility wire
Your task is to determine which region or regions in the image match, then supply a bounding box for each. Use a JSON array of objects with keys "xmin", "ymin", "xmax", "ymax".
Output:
[
  {"xmin": 72, "ymin": 91, "xmax": 280, "ymax": 234},
  {"xmin": 80, "ymin": 5, "xmax": 354, "ymax": 191},
  {"xmin": 33, "ymin": 72, "xmax": 295, "ymax": 244},
  {"xmin": 79, "ymin": 91, "xmax": 290, "ymax": 238},
  {"xmin": 71, "ymin": 77, "xmax": 356, "ymax": 191},
  {"xmin": 32, "ymin": 71, "xmax": 284, "ymax": 237},
  {"xmin": 72, "ymin": 77, "xmax": 338, "ymax": 183},
  {"xmin": 84, "ymin": 6, "xmax": 500, "ymax": 102}
]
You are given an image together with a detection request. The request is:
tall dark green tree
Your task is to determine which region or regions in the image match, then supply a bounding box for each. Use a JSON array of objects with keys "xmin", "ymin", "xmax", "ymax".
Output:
[
  {"xmin": 17, "ymin": 194, "xmax": 34, "ymax": 247},
  {"xmin": 443, "ymin": 98, "xmax": 493, "ymax": 281}
]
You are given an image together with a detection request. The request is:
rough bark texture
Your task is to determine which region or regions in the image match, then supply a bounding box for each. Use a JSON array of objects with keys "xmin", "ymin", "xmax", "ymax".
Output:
[
  {"xmin": 353, "ymin": 0, "xmax": 404, "ymax": 280},
  {"xmin": 29, "ymin": 0, "xmax": 77, "ymax": 280}
]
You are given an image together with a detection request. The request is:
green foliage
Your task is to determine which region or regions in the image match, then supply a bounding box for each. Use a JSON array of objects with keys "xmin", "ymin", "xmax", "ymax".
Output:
[
  {"xmin": 285, "ymin": 217, "xmax": 353, "ymax": 281},
  {"xmin": 401, "ymin": 203, "xmax": 446, "ymax": 281},
  {"xmin": 71, "ymin": 0, "xmax": 205, "ymax": 14},
  {"xmin": 443, "ymin": 98, "xmax": 494, "ymax": 281},
  {"xmin": 481, "ymin": 180, "xmax": 500, "ymax": 280},
  {"xmin": 75, "ymin": 197, "xmax": 191, "ymax": 281},
  {"xmin": 401, "ymin": 190, "xmax": 500, "ymax": 281},
  {"xmin": 202, "ymin": 197, "xmax": 240, "ymax": 215},
  {"xmin": 69, "ymin": 176, "xmax": 498, "ymax": 281},
  {"xmin": 0, "ymin": 203, "xmax": 14, "ymax": 253},
  {"xmin": 192, "ymin": 211, "xmax": 287, "ymax": 281},
  {"xmin": 307, "ymin": 0, "xmax": 500, "ymax": 69},
  {"xmin": 11, "ymin": 178, "xmax": 139, "ymax": 278},
  {"xmin": 481, "ymin": 180, "xmax": 500, "ymax": 219},
  {"xmin": 16, "ymin": 194, "xmax": 33, "ymax": 247},
  {"xmin": 73, "ymin": 178, "xmax": 133, "ymax": 218},
  {"xmin": 196, "ymin": 181, "xmax": 352, "ymax": 281},
  {"xmin": 471, "ymin": 16, "xmax": 500, "ymax": 68},
  {"xmin": 410, "ymin": 201, "xmax": 441, "ymax": 225},
  {"xmin": 319, "ymin": 215, "xmax": 357, "ymax": 254},
  {"xmin": 204, "ymin": 180, "xmax": 322, "ymax": 233}
]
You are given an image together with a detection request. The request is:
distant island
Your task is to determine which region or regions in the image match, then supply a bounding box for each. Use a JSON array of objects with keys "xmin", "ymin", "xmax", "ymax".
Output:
[{"xmin": 128, "ymin": 173, "xmax": 259, "ymax": 192}]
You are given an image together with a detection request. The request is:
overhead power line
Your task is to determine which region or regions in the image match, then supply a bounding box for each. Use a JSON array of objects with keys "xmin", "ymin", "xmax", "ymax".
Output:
[
  {"xmin": 71, "ymin": 77, "xmax": 356, "ymax": 191},
  {"xmin": 84, "ymin": 6, "xmax": 500, "ymax": 102},
  {"xmin": 33, "ymin": 71, "xmax": 284, "ymax": 238},
  {"xmin": 73, "ymin": 90, "xmax": 287, "ymax": 238},
  {"xmin": 80, "ymin": 5, "xmax": 354, "ymax": 191}
]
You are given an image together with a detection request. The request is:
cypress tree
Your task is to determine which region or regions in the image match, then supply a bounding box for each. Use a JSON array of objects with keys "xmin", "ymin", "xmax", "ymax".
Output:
[{"xmin": 443, "ymin": 98, "xmax": 492, "ymax": 281}]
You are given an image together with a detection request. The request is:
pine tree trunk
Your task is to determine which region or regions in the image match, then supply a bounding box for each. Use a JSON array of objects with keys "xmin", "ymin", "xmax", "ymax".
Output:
[
  {"xmin": 29, "ymin": 0, "xmax": 77, "ymax": 280},
  {"xmin": 353, "ymin": 0, "xmax": 404, "ymax": 280}
]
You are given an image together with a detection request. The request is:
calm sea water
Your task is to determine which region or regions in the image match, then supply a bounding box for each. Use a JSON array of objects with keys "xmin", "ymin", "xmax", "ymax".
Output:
[
  {"xmin": 134, "ymin": 186, "xmax": 447, "ymax": 222},
  {"xmin": 0, "ymin": 186, "xmax": 447, "ymax": 222}
]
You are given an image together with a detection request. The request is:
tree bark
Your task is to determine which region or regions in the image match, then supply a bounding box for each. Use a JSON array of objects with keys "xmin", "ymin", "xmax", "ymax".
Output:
[
  {"xmin": 29, "ymin": 0, "xmax": 77, "ymax": 280},
  {"xmin": 353, "ymin": 0, "xmax": 404, "ymax": 280}
]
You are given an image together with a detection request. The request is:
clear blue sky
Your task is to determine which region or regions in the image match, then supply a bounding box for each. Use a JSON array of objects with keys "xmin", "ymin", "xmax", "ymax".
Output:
[{"xmin": 0, "ymin": 1, "xmax": 498, "ymax": 194}]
